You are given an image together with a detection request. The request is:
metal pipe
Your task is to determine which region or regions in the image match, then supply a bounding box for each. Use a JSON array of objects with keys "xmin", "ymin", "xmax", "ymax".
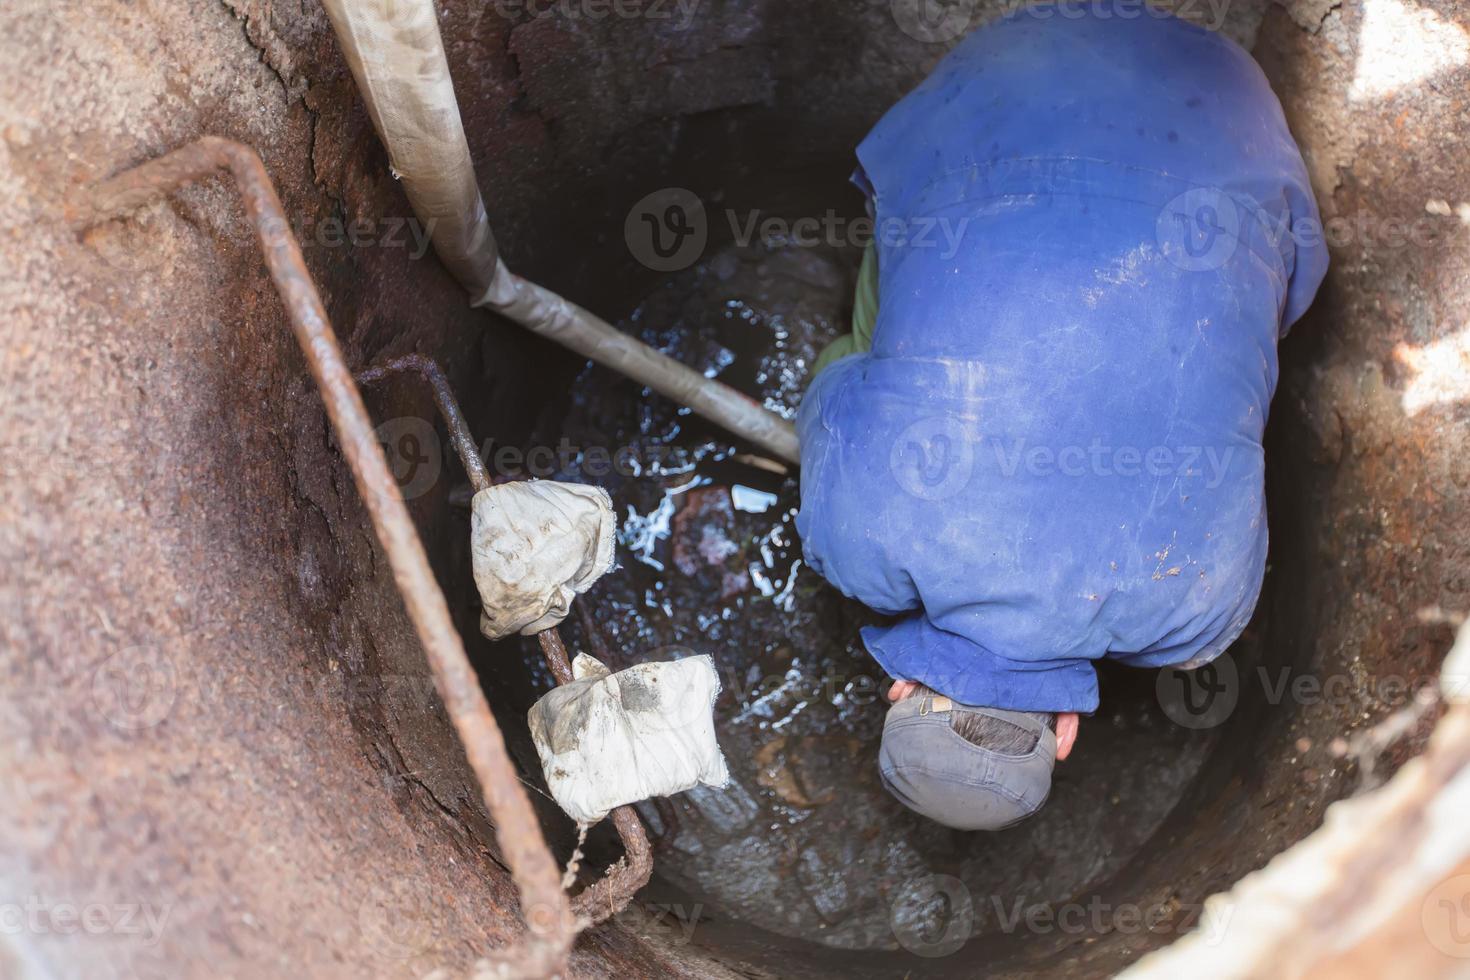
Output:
[
  {"xmin": 482, "ymin": 263, "xmax": 801, "ymax": 463},
  {"xmin": 317, "ymin": 0, "xmax": 499, "ymax": 297},
  {"xmin": 318, "ymin": 0, "xmax": 801, "ymax": 464},
  {"xmin": 71, "ymin": 137, "xmax": 576, "ymax": 977},
  {"xmin": 355, "ymin": 354, "xmax": 492, "ymax": 493}
]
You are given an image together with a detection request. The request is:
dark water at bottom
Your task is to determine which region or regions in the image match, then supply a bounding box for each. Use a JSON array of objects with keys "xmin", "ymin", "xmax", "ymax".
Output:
[{"xmin": 538, "ymin": 240, "xmax": 1214, "ymax": 950}]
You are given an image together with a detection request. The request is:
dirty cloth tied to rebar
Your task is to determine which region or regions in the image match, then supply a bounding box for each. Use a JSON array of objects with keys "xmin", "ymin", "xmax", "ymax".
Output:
[
  {"xmin": 529, "ymin": 653, "xmax": 729, "ymax": 825},
  {"xmin": 471, "ymin": 481, "xmax": 616, "ymax": 639}
]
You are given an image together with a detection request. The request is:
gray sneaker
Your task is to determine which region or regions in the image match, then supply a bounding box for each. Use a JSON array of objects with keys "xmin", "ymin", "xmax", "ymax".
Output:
[{"xmin": 878, "ymin": 690, "xmax": 1056, "ymax": 831}]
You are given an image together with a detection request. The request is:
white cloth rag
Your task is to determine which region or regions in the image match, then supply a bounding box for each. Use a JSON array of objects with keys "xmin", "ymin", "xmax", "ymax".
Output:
[
  {"xmin": 470, "ymin": 481, "xmax": 616, "ymax": 640},
  {"xmin": 529, "ymin": 652, "xmax": 729, "ymax": 825}
]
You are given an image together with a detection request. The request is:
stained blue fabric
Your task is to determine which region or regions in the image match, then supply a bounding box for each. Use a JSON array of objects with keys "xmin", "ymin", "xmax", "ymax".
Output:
[{"xmin": 796, "ymin": 7, "xmax": 1328, "ymax": 712}]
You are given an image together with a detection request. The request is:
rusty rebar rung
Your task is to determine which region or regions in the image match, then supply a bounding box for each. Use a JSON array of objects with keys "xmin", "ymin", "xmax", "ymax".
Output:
[
  {"xmin": 72, "ymin": 137, "xmax": 574, "ymax": 977},
  {"xmin": 355, "ymin": 354, "xmax": 492, "ymax": 493},
  {"xmin": 355, "ymin": 355, "xmax": 654, "ymax": 922}
]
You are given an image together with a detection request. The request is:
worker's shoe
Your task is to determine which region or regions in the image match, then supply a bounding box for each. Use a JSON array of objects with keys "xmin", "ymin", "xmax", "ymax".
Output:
[{"xmin": 878, "ymin": 689, "xmax": 1055, "ymax": 831}]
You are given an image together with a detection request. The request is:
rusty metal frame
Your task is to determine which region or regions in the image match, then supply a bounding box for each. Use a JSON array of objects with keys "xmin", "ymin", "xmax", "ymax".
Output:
[
  {"xmin": 70, "ymin": 137, "xmax": 576, "ymax": 976},
  {"xmin": 356, "ymin": 355, "xmax": 654, "ymax": 923}
]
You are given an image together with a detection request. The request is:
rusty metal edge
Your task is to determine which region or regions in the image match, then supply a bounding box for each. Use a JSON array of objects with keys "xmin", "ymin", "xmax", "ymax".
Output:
[{"xmin": 70, "ymin": 137, "xmax": 576, "ymax": 977}]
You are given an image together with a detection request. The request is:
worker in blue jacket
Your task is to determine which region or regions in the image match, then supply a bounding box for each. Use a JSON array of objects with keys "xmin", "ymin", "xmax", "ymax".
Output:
[{"xmin": 797, "ymin": 6, "xmax": 1328, "ymax": 831}]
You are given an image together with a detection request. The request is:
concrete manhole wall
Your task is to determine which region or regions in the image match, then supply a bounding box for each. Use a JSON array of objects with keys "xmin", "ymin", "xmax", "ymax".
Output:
[{"xmin": 1, "ymin": 1, "xmax": 1467, "ymax": 977}]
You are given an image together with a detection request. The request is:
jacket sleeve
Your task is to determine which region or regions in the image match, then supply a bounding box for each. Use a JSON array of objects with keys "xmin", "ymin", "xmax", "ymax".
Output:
[{"xmin": 863, "ymin": 615, "xmax": 1101, "ymax": 712}]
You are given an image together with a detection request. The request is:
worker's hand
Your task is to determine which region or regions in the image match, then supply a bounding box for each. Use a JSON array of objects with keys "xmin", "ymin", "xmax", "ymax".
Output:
[
  {"xmin": 1055, "ymin": 711, "xmax": 1079, "ymax": 761},
  {"xmin": 887, "ymin": 679, "xmax": 921, "ymax": 702}
]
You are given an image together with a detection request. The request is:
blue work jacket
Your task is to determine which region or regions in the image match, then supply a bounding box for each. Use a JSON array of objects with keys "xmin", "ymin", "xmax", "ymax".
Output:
[{"xmin": 796, "ymin": 6, "xmax": 1328, "ymax": 711}]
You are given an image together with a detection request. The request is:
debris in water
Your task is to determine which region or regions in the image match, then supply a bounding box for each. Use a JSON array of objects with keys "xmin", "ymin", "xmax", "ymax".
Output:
[
  {"xmin": 732, "ymin": 484, "xmax": 779, "ymax": 514},
  {"xmin": 541, "ymin": 240, "xmax": 1220, "ymax": 949}
]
